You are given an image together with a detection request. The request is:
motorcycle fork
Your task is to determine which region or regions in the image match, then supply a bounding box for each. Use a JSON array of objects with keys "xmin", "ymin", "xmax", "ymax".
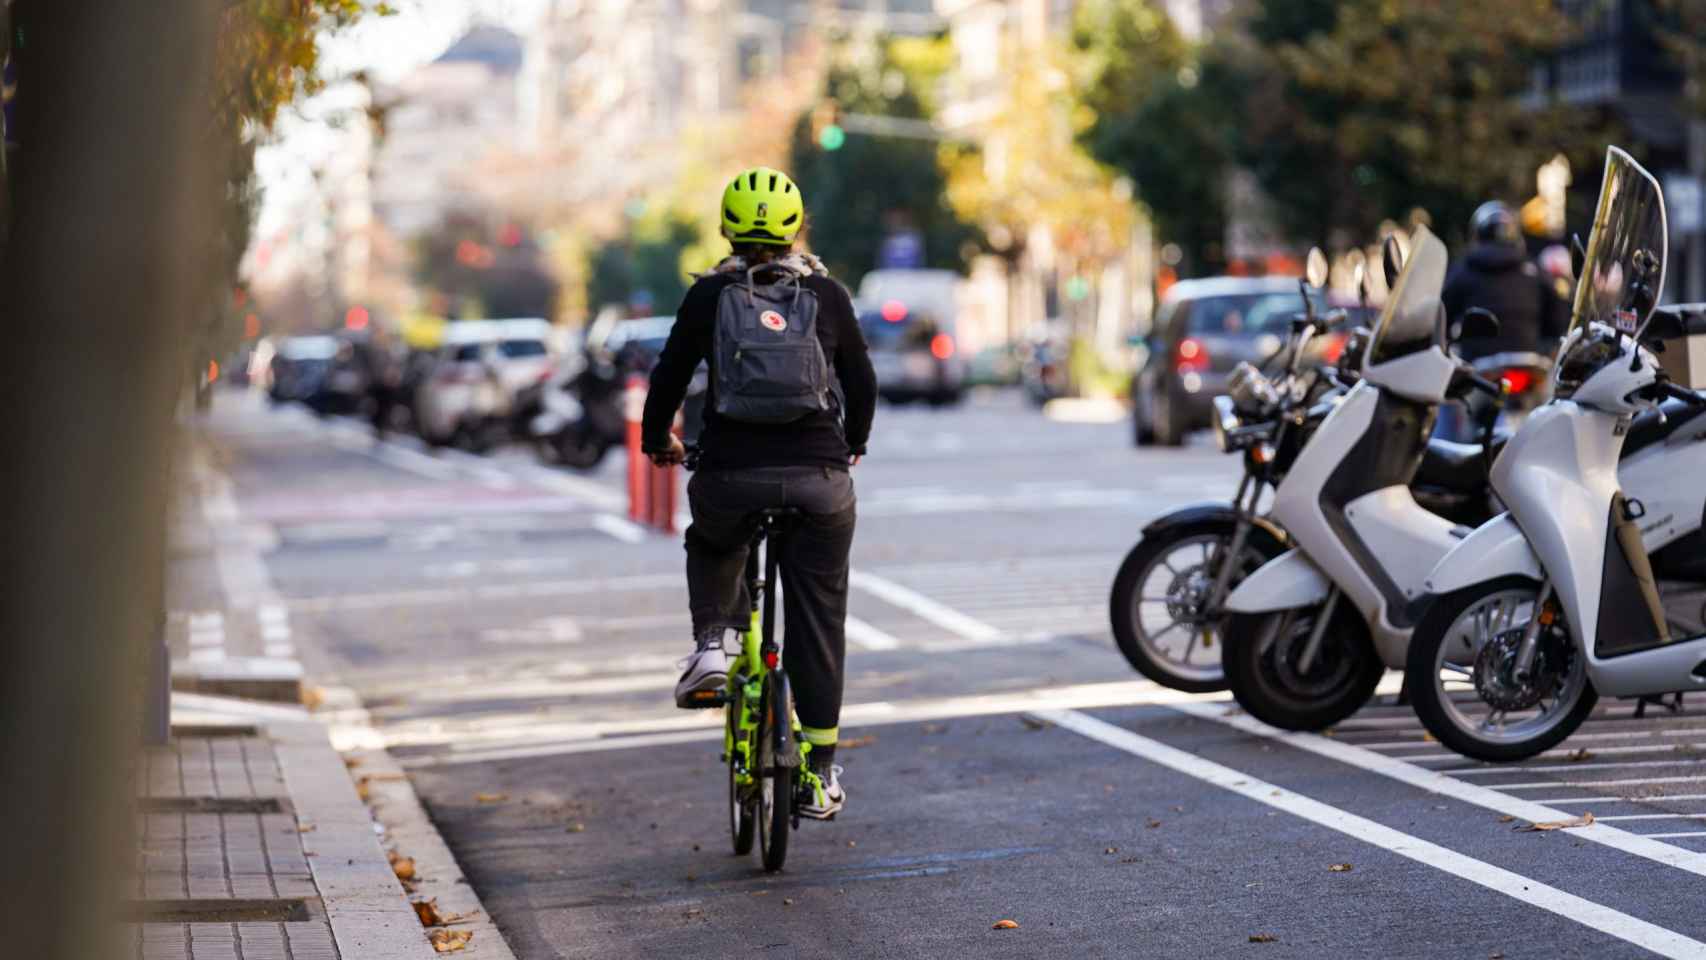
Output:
[
  {"xmin": 1204, "ymin": 474, "xmax": 1262, "ymax": 619},
  {"xmin": 1295, "ymin": 586, "xmax": 1342, "ymax": 676},
  {"xmin": 1511, "ymin": 579, "xmax": 1553, "ymax": 683}
]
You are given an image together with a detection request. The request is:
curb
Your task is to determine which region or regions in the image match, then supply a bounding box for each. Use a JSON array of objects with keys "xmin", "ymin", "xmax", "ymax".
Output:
[
  {"xmin": 319, "ymin": 685, "xmax": 517, "ymax": 960},
  {"xmin": 270, "ymin": 720, "xmax": 437, "ymax": 959}
]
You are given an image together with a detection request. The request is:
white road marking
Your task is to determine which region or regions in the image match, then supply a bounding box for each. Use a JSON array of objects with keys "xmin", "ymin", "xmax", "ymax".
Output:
[
  {"xmin": 1042, "ymin": 708, "xmax": 1706, "ymax": 960},
  {"xmin": 508, "ymin": 463, "xmax": 628, "ymax": 512},
  {"xmin": 187, "ymin": 612, "xmax": 226, "ymax": 662},
  {"xmin": 844, "ymin": 615, "xmax": 902, "ymax": 651},
  {"xmin": 591, "ymin": 514, "xmax": 649, "ymax": 543},
  {"xmin": 1645, "ymin": 832, "xmax": 1706, "ymax": 839},
  {"xmin": 1599, "ymin": 814, "xmax": 1706, "ymax": 821},
  {"xmin": 1494, "ymin": 776, "xmax": 1706, "ymax": 790},
  {"xmin": 397, "ymin": 680, "xmax": 1221, "ymax": 767},
  {"xmin": 1171, "ymin": 701, "xmax": 1706, "ymax": 880},
  {"xmin": 1449, "ymin": 757, "xmax": 1706, "ymax": 776},
  {"xmin": 849, "ymin": 569, "xmax": 1001, "ymax": 643},
  {"xmin": 1534, "ymin": 793, "xmax": 1706, "ymax": 805}
]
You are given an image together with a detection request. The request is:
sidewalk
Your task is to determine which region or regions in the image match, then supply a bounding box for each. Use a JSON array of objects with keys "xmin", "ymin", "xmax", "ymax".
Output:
[{"xmin": 130, "ymin": 413, "xmax": 514, "ymax": 959}]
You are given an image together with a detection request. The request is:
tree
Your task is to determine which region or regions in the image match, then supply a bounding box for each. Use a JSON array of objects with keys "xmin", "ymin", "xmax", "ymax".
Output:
[
  {"xmin": 1073, "ymin": 0, "xmax": 1239, "ymax": 274},
  {"xmin": 787, "ymin": 35, "xmax": 979, "ymax": 288}
]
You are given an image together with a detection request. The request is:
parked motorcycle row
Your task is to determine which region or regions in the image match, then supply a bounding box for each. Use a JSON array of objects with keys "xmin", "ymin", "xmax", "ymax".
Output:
[{"xmin": 1111, "ymin": 146, "xmax": 1706, "ymax": 764}]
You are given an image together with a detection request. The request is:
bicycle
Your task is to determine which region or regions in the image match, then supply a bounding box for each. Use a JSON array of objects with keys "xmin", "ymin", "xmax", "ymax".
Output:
[{"xmin": 676, "ymin": 450, "xmax": 831, "ymax": 872}]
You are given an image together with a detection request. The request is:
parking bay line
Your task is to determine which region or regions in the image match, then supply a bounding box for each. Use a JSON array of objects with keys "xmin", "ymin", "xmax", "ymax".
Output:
[
  {"xmin": 1039, "ymin": 708, "xmax": 1706, "ymax": 960},
  {"xmin": 1170, "ymin": 700, "xmax": 1706, "ymax": 881}
]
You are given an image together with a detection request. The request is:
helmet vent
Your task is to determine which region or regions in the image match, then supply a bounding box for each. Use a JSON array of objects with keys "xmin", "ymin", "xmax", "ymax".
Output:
[
  {"xmin": 724, "ymin": 207, "xmax": 741, "ymax": 224},
  {"xmin": 748, "ymin": 171, "xmax": 758, "ymax": 190},
  {"xmin": 782, "ymin": 213, "xmax": 799, "ymax": 226},
  {"xmin": 784, "ymin": 182, "xmax": 793, "ymax": 193},
  {"xmin": 768, "ymin": 173, "xmax": 778, "ymax": 190}
]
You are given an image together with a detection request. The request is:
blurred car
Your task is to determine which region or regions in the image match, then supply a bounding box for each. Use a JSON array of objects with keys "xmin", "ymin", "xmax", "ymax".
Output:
[
  {"xmin": 414, "ymin": 318, "xmax": 554, "ymax": 450},
  {"xmin": 1130, "ymin": 277, "xmax": 1327, "ymax": 446},
  {"xmin": 307, "ymin": 338, "xmax": 369, "ymax": 416},
  {"xmin": 267, "ymin": 335, "xmax": 340, "ymax": 405},
  {"xmin": 859, "ymin": 301, "xmax": 965, "ymax": 405}
]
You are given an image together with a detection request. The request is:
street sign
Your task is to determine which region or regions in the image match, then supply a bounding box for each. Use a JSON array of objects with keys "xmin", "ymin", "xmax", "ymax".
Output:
[{"xmin": 1666, "ymin": 174, "xmax": 1703, "ymax": 234}]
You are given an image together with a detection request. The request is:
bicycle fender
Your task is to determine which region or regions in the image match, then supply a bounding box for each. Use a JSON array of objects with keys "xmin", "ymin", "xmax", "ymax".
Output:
[
  {"xmin": 1423, "ymin": 513, "xmax": 1543, "ymax": 596},
  {"xmin": 771, "ymin": 672, "xmax": 802, "ymax": 770},
  {"xmin": 1224, "ymin": 549, "xmax": 1330, "ymax": 613}
]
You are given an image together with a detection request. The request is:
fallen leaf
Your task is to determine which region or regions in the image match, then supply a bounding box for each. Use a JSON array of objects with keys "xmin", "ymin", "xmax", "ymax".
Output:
[
  {"xmin": 840, "ymin": 735, "xmax": 878, "ymax": 749},
  {"xmin": 389, "ymin": 854, "xmax": 417, "ymax": 882},
  {"xmin": 1490, "ymin": 953, "xmax": 1505, "ymax": 959},
  {"xmin": 846, "ymin": 840, "xmax": 857, "ymax": 848},
  {"xmin": 567, "ymin": 822, "xmax": 585, "ymax": 833},
  {"xmin": 1104, "ymin": 847, "xmax": 1119, "ymax": 854},
  {"xmin": 413, "ymin": 899, "xmax": 445, "ymax": 927},
  {"xmin": 992, "ymin": 919, "xmax": 1019, "ymax": 930},
  {"xmin": 783, "ymin": 898, "xmax": 795, "ymax": 906},
  {"xmin": 296, "ymin": 823, "xmax": 316, "ymax": 834},
  {"xmin": 1421, "ymin": 732, "xmax": 1437, "ymax": 742},
  {"xmin": 342, "ymin": 756, "xmax": 363, "ymax": 769},
  {"xmin": 1145, "ymin": 819, "xmax": 1162, "ymax": 829},
  {"xmin": 1019, "ymin": 715, "xmax": 1050, "ymax": 730},
  {"xmin": 1497, "ymin": 815, "xmax": 1516, "ymax": 824},
  {"xmin": 355, "ymin": 780, "xmax": 372, "ymax": 802},
  {"xmin": 922, "ymin": 723, "xmax": 947, "ymax": 735},
  {"xmin": 1328, "ymin": 863, "xmax": 1353, "ymax": 873},
  {"xmin": 1249, "ymin": 934, "xmax": 1277, "ymax": 943},
  {"xmin": 1518, "ymin": 812, "xmax": 1594, "ymax": 832},
  {"xmin": 363, "ymin": 772, "xmax": 407, "ymax": 782},
  {"xmin": 1567, "ymin": 749, "xmax": 1594, "ymax": 763},
  {"xmin": 300, "ymin": 686, "xmax": 326, "ymax": 711},
  {"xmin": 428, "ymin": 929, "xmax": 473, "ymax": 953},
  {"xmin": 474, "ymin": 792, "xmax": 509, "ymax": 804}
]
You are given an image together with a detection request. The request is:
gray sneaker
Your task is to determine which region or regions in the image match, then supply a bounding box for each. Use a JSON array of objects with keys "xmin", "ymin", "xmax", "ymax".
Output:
[
  {"xmin": 798, "ymin": 764, "xmax": 844, "ymax": 820},
  {"xmin": 675, "ymin": 628, "xmax": 729, "ymax": 708}
]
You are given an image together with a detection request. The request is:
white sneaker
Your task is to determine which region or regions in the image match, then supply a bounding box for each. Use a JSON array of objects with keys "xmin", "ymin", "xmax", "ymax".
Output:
[
  {"xmin": 675, "ymin": 629, "xmax": 730, "ymax": 708},
  {"xmin": 798, "ymin": 764, "xmax": 844, "ymax": 820}
]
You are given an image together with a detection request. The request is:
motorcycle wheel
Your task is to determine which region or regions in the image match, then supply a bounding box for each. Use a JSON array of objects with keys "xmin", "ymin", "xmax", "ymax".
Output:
[
  {"xmin": 1223, "ymin": 600, "xmax": 1384, "ymax": 731},
  {"xmin": 1406, "ymin": 576, "xmax": 1596, "ymax": 763},
  {"xmin": 1109, "ymin": 517, "xmax": 1285, "ymax": 693},
  {"xmin": 553, "ymin": 429, "xmax": 608, "ymax": 470}
]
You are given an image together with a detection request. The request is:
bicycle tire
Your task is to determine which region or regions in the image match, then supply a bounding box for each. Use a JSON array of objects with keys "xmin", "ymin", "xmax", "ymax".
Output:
[
  {"xmin": 727, "ymin": 703, "xmax": 755, "ymax": 855},
  {"xmin": 757, "ymin": 672, "xmax": 792, "ymax": 872}
]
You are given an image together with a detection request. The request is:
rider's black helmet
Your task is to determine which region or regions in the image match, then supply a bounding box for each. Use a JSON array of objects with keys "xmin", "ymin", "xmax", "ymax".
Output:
[{"xmin": 1470, "ymin": 201, "xmax": 1522, "ymax": 249}]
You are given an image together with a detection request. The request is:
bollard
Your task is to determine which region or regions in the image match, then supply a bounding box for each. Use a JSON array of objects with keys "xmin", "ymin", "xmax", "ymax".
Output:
[{"xmin": 624, "ymin": 374, "xmax": 647, "ymax": 523}]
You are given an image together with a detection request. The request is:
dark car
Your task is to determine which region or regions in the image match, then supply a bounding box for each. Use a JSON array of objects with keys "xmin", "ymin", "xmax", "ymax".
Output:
[
  {"xmin": 267, "ymin": 335, "xmax": 340, "ymax": 405},
  {"xmin": 1131, "ymin": 277, "xmax": 1330, "ymax": 446}
]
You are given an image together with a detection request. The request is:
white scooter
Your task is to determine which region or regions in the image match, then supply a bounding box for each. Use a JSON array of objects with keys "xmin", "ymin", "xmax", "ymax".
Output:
[
  {"xmin": 1219, "ymin": 224, "xmax": 1513, "ymax": 730},
  {"xmin": 1406, "ymin": 147, "xmax": 1706, "ymax": 762}
]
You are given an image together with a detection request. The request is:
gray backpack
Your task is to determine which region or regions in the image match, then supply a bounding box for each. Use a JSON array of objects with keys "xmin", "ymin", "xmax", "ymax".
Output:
[{"xmin": 711, "ymin": 266, "xmax": 833, "ymax": 424}]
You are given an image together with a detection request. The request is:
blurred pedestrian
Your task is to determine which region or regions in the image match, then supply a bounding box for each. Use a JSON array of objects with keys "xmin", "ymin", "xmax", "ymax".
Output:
[
  {"xmin": 1443, "ymin": 201, "xmax": 1570, "ymax": 359},
  {"xmin": 358, "ymin": 328, "xmax": 403, "ymax": 440},
  {"xmin": 642, "ymin": 166, "xmax": 876, "ymax": 820}
]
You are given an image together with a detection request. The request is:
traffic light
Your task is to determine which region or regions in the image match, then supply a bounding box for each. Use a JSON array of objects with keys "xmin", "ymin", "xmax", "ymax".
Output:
[{"xmin": 811, "ymin": 100, "xmax": 844, "ymax": 152}]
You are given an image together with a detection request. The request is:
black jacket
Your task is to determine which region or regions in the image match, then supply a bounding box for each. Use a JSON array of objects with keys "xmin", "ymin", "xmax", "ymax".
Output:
[
  {"xmin": 642, "ymin": 270, "xmax": 877, "ymax": 471},
  {"xmin": 1441, "ymin": 245, "xmax": 1570, "ymax": 360}
]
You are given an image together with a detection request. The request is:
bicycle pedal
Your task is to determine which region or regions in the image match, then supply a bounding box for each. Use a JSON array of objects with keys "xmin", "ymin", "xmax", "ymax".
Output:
[{"xmin": 681, "ymin": 689, "xmax": 728, "ymax": 709}]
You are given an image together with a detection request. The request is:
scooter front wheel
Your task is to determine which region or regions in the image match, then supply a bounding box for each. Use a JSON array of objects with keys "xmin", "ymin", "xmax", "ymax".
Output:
[
  {"xmin": 1223, "ymin": 602, "xmax": 1383, "ymax": 731},
  {"xmin": 1406, "ymin": 577, "xmax": 1596, "ymax": 763}
]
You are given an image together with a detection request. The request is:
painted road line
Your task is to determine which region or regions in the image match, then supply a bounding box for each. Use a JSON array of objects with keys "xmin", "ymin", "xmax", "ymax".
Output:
[
  {"xmin": 510, "ymin": 463, "xmax": 628, "ymax": 512},
  {"xmin": 1041, "ymin": 708, "xmax": 1706, "ymax": 960},
  {"xmin": 1448, "ymin": 757, "xmax": 1706, "ymax": 776},
  {"xmin": 849, "ymin": 569, "xmax": 1001, "ymax": 643},
  {"xmin": 591, "ymin": 514, "xmax": 649, "ymax": 543},
  {"xmin": 1645, "ymin": 832, "xmax": 1706, "ymax": 839},
  {"xmin": 1533, "ymin": 793, "xmax": 1706, "ymax": 805},
  {"xmin": 1492, "ymin": 776, "xmax": 1706, "ymax": 790},
  {"xmin": 1599, "ymin": 814, "xmax": 1706, "ymax": 821},
  {"xmin": 1172, "ymin": 701, "xmax": 1706, "ymax": 880},
  {"xmin": 398, "ymin": 680, "xmax": 1222, "ymax": 768},
  {"xmin": 1403, "ymin": 742, "xmax": 1706, "ymax": 764},
  {"xmin": 845, "ymin": 615, "xmax": 903, "ymax": 651},
  {"xmin": 187, "ymin": 612, "xmax": 227, "ymax": 663}
]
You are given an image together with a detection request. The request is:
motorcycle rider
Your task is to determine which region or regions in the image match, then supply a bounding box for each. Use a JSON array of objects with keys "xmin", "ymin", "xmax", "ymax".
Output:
[
  {"xmin": 642, "ymin": 167, "xmax": 877, "ymax": 820},
  {"xmin": 1437, "ymin": 201, "xmax": 1570, "ymax": 439},
  {"xmin": 1442, "ymin": 201, "xmax": 1570, "ymax": 359}
]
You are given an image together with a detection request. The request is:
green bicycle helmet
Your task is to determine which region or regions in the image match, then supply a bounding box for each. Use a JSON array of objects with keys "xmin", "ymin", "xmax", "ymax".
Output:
[{"xmin": 721, "ymin": 166, "xmax": 804, "ymax": 246}]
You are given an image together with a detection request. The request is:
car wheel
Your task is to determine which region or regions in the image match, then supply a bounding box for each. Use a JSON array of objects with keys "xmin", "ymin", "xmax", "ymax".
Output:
[
  {"xmin": 1133, "ymin": 399, "xmax": 1156, "ymax": 446},
  {"xmin": 1152, "ymin": 391, "xmax": 1184, "ymax": 447}
]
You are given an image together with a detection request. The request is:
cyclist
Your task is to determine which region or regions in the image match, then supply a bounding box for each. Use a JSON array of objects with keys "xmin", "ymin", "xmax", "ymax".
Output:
[
  {"xmin": 642, "ymin": 166, "xmax": 876, "ymax": 820},
  {"xmin": 1443, "ymin": 200, "xmax": 1570, "ymax": 359}
]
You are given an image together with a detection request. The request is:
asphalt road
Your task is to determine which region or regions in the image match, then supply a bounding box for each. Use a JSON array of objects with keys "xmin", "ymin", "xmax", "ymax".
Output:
[{"xmin": 189, "ymin": 387, "xmax": 1706, "ymax": 959}]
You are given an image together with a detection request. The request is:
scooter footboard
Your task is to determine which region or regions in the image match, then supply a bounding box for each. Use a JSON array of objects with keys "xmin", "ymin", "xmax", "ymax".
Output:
[
  {"xmin": 1225, "ymin": 550, "xmax": 1331, "ymax": 613},
  {"xmin": 1423, "ymin": 514, "xmax": 1543, "ymax": 596}
]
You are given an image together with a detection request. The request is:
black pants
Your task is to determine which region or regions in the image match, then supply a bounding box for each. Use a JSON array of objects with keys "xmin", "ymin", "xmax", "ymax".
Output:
[{"xmin": 685, "ymin": 465, "xmax": 855, "ymax": 744}]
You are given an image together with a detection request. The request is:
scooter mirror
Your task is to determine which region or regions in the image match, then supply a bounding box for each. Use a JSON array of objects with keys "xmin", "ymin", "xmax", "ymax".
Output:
[
  {"xmin": 1569, "ymin": 232, "xmax": 1587, "ymax": 279},
  {"xmin": 1456, "ymin": 307, "xmax": 1502, "ymax": 342},
  {"xmin": 1382, "ymin": 234, "xmax": 1406, "ymax": 289},
  {"xmin": 1305, "ymin": 247, "xmax": 1330, "ymax": 289}
]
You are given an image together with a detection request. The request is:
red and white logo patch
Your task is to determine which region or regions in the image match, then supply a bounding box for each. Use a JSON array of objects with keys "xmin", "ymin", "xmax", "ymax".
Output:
[{"xmin": 760, "ymin": 310, "xmax": 787, "ymax": 332}]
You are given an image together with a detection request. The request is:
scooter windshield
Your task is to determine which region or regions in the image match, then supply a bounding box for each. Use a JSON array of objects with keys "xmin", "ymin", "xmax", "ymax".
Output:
[
  {"xmin": 1367, "ymin": 224, "xmax": 1449, "ymax": 367},
  {"xmin": 1569, "ymin": 147, "xmax": 1667, "ymax": 346}
]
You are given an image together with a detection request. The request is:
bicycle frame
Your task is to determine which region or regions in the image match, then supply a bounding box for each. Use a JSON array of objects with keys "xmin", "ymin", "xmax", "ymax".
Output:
[{"xmin": 723, "ymin": 515, "xmax": 809, "ymax": 796}]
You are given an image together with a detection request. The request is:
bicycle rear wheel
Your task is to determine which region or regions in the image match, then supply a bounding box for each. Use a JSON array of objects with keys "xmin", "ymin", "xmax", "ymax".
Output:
[
  {"xmin": 757, "ymin": 672, "xmax": 792, "ymax": 872},
  {"xmin": 727, "ymin": 704, "xmax": 754, "ymax": 855}
]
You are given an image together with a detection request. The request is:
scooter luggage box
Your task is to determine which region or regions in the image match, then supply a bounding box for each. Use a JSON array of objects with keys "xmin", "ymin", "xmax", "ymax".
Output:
[{"xmin": 1659, "ymin": 303, "xmax": 1706, "ymax": 390}]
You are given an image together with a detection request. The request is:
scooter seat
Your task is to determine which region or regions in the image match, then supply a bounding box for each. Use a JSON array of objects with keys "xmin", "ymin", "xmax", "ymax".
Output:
[{"xmin": 1416, "ymin": 437, "xmax": 1504, "ymax": 494}]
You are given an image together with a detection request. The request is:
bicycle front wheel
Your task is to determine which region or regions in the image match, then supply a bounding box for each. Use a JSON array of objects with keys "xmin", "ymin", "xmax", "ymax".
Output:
[{"xmin": 757, "ymin": 672, "xmax": 792, "ymax": 873}]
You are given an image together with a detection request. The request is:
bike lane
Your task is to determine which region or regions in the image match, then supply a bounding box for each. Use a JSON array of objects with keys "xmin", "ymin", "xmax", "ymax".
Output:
[{"xmin": 407, "ymin": 699, "xmax": 1677, "ymax": 959}]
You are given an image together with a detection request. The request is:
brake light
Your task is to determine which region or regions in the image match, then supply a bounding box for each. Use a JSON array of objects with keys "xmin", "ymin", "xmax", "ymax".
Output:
[
  {"xmin": 1321, "ymin": 332, "xmax": 1349, "ymax": 363},
  {"xmin": 930, "ymin": 333, "xmax": 955, "ymax": 360},
  {"xmin": 881, "ymin": 300, "xmax": 908, "ymax": 323},
  {"xmin": 1500, "ymin": 368, "xmax": 1535, "ymax": 394},
  {"xmin": 1176, "ymin": 336, "xmax": 1209, "ymax": 373}
]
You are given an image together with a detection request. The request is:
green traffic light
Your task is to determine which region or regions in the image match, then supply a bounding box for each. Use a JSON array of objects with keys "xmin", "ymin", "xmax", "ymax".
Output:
[{"xmin": 819, "ymin": 124, "xmax": 846, "ymax": 151}]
